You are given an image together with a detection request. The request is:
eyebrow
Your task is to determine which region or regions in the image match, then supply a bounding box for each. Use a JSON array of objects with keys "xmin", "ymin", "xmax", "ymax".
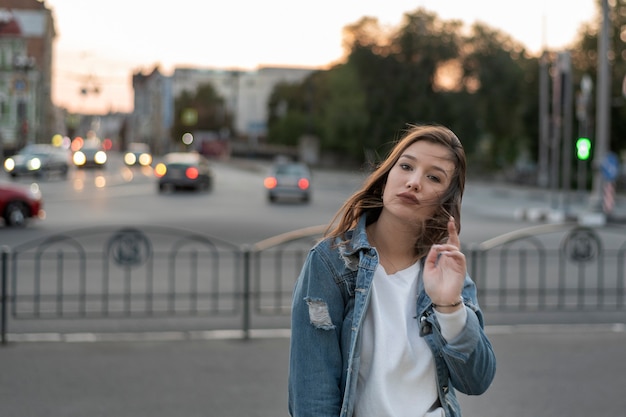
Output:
[{"xmin": 398, "ymin": 154, "xmax": 452, "ymax": 178}]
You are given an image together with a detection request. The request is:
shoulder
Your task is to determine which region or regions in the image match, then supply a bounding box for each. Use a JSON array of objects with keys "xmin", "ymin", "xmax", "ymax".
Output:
[{"xmin": 305, "ymin": 233, "xmax": 362, "ymax": 275}]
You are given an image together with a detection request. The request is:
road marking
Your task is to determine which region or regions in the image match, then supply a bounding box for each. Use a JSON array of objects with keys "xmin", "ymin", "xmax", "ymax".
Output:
[{"xmin": 4, "ymin": 324, "xmax": 623, "ymax": 343}]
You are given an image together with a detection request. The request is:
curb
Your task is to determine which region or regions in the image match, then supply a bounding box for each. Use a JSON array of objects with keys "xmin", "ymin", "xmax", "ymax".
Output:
[{"xmin": 4, "ymin": 323, "xmax": 625, "ymax": 344}]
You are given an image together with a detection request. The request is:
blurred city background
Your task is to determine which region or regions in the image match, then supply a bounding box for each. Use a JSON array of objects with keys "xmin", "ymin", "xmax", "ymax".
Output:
[
  {"xmin": 1, "ymin": 2, "xmax": 625, "ymax": 417},
  {"xmin": 0, "ymin": 1, "xmax": 624, "ymax": 195}
]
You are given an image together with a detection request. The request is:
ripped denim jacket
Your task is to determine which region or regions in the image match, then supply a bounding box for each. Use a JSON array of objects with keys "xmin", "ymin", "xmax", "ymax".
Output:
[{"xmin": 288, "ymin": 215, "xmax": 496, "ymax": 417}]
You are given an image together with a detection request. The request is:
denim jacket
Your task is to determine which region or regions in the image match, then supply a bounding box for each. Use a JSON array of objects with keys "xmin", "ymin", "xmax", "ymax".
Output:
[{"xmin": 288, "ymin": 215, "xmax": 496, "ymax": 417}]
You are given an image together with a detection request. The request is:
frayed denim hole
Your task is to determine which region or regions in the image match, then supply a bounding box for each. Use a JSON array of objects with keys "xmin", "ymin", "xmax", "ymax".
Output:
[{"xmin": 305, "ymin": 297, "xmax": 335, "ymax": 330}]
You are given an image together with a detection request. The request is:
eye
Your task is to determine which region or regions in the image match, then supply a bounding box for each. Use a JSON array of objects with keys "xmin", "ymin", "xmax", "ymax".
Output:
[
  {"xmin": 399, "ymin": 163, "xmax": 412, "ymax": 171},
  {"xmin": 427, "ymin": 174, "xmax": 442, "ymax": 183}
]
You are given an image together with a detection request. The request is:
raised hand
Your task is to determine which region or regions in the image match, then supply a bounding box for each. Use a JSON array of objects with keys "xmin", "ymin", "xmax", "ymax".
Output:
[{"xmin": 423, "ymin": 217, "xmax": 466, "ymax": 311}]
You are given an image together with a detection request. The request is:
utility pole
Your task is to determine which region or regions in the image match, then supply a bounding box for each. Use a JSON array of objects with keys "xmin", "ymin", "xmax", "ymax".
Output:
[
  {"xmin": 559, "ymin": 52, "xmax": 574, "ymax": 216},
  {"xmin": 576, "ymin": 75, "xmax": 593, "ymax": 197},
  {"xmin": 550, "ymin": 53, "xmax": 563, "ymax": 209},
  {"xmin": 588, "ymin": 0, "xmax": 612, "ymax": 214},
  {"xmin": 538, "ymin": 51, "xmax": 550, "ymax": 189}
]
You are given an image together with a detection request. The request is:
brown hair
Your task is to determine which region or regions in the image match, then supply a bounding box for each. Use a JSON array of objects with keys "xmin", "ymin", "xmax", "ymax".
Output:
[{"xmin": 326, "ymin": 124, "xmax": 466, "ymax": 258}]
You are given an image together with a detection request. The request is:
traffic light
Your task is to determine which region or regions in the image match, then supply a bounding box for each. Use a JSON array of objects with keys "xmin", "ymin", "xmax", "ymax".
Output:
[{"xmin": 576, "ymin": 137, "xmax": 592, "ymax": 160}]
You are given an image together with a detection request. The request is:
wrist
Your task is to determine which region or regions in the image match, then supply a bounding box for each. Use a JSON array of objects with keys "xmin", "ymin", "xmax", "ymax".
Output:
[{"xmin": 432, "ymin": 296, "xmax": 464, "ymax": 313}]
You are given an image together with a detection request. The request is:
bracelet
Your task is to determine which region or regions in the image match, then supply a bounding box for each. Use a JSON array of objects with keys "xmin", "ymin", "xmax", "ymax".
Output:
[{"xmin": 432, "ymin": 296, "xmax": 464, "ymax": 308}]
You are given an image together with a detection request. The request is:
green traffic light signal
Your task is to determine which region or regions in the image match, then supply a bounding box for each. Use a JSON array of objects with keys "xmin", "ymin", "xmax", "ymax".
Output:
[{"xmin": 576, "ymin": 137, "xmax": 591, "ymax": 160}]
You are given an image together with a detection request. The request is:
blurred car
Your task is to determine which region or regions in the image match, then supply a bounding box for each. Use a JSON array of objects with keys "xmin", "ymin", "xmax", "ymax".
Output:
[
  {"xmin": 263, "ymin": 161, "xmax": 312, "ymax": 203},
  {"xmin": 3, "ymin": 144, "xmax": 70, "ymax": 179},
  {"xmin": 124, "ymin": 142, "xmax": 153, "ymax": 167},
  {"xmin": 154, "ymin": 152, "xmax": 214, "ymax": 193},
  {"xmin": 0, "ymin": 181, "xmax": 44, "ymax": 227},
  {"xmin": 73, "ymin": 140, "xmax": 107, "ymax": 169}
]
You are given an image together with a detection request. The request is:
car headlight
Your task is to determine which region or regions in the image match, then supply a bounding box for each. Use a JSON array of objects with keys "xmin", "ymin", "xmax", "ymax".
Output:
[
  {"xmin": 124, "ymin": 153, "xmax": 137, "ymax": 165},
  {"xmin": 138, "ymin": 153, "xmax": 152, "ymax": 166},
  {"xmin": 4, "ymin": 158, "xmax": 15, "ymax": 171},
  {"xmin": 94, "ymin": 151, "xmax": 107, "ymax": 164},
  {"xmin": 27, "ymin": 157, "xmax": 42, "ymax": 170},
  {"xmin": 154, "ymin": 163, "xmax": 167, "ymax": 177},
  {"xmin": 73, "ymin": 151, "xmax": 86, "ymax": 166},
  {"xmin": 28, "ymin": 183, "xmax": 42, "ymax": 200}
]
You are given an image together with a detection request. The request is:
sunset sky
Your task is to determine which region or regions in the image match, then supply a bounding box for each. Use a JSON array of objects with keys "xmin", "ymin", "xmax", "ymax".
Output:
[{"xmin": 45, "ymin": 0, "xmax": 597, "ymax": 114}]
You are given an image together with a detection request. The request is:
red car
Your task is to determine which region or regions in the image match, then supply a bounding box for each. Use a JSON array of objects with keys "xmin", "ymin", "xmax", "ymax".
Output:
[{"xmin": 0, "ymin": 181, "xmax": 44, "ymax": 227}]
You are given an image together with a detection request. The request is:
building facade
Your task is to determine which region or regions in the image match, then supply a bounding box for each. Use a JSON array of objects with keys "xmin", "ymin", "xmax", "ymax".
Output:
[
  {"xmin": 0, "ymin": 0, "xmax": 55, "ymax": 156},
  {"xmin": 132, "ymin": 65, "xmax": 315, "ymax": 155},
  {"xmin": 131, "ymin": 67, "xmax": 173, "ymax": 155}
]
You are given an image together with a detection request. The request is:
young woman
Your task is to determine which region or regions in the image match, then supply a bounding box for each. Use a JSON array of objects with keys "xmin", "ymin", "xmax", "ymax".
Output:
[{"xmin": 288, "ymin": 124, "xmax": 496, "ymax": 417}]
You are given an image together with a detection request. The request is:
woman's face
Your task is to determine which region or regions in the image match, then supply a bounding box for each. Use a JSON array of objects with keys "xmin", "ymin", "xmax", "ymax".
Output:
[{"xmin": 381, "ymin": 140, "xmax": 455, "ymax": 225}]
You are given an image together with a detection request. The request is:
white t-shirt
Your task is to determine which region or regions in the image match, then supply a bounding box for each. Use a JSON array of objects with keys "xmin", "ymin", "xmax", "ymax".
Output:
[{"xmin": 354, "ymin": 262, "xmax": 466, "ymax": 417}]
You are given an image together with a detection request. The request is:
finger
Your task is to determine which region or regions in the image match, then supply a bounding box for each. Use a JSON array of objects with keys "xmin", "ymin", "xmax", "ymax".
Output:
[
  {"xmin": 424, "ymin": 245, "xmax": 439, "ymax": 268},
  {"xmin": 447, "ymin": 216, "xmax": 460, "ymax": 247},
  {"xmin": 437, "ymin": 250, "xmax": 466, "ymax": 266},
  {"xmin": 434, "ymin": 244, "xmax": 461, "ymax": 252}
]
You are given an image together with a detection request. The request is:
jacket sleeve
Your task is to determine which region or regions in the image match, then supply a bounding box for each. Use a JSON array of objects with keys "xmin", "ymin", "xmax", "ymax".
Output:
[
  {"xmin": 435, "ymin": 274, "xmax": 497, "ymax": 396},
  {"xmin": 288, "ymin": 247, "xmax": 346, "ymax": 417}
]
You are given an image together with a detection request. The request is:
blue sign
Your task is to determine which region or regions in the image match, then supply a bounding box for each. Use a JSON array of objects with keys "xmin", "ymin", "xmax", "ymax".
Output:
[{"xmin": 601, "ymin": 152, "xmax": 620, "ymax": 181}]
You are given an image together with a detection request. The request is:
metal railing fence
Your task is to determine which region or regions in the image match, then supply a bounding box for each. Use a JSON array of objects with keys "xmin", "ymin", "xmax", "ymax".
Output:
[{"xmin": 2, "ymin": 222, "xmax": 625, "ymax": 344}]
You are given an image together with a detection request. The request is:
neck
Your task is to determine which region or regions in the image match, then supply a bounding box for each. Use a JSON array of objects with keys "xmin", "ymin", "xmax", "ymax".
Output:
[{"xmin": 367, "ymin": 219, "xmax": 418, "ymax": 274}]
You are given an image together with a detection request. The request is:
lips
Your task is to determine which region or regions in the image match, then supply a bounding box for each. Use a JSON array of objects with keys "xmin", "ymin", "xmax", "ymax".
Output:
[{"xmin": 396, "ymin": 192, "xmax": 419, "ymax": 204}]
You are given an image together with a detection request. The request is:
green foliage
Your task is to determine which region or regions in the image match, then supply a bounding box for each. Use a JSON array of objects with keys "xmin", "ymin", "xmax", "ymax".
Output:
[
  {"xmin": 318, "ymin": 63, "xmax": 369, "ymax": 157},
  {"xmin": 265, "ymin": 2, "xmax": 625, "ymax": 174},
  {"xmin": 171, "ymin": 83, "xmax": 232, "ymax": 147},
  {"xmin": 266, "ymin": 74, "xmax": 323, "ymax": 146},
  {"xmin": 461, "ymin": 23, "xmax": 534, "ymax": 171}
]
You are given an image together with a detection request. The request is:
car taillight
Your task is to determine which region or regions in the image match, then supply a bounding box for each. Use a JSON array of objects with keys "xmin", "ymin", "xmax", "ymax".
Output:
[
  {"xmin": 298, "ymin": 178, "xmax": 310, "ymax": 190},
  {"xmin": 186, "ymin": 167, "xmax": 199, "ymax": 179},
  {"xmin": 264, "ymin": 177, "xmax": 278, "ymax": 189}
]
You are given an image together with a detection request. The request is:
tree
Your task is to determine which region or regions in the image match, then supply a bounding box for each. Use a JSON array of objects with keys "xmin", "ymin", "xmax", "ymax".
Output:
[
  {"xmin": 266, "ymin": 73, "xmax": 324, "ymax": 147},
  {"xmin": 171, "ymin": 83, "xmax": 232, "ymax": 148},
  {"xmin": 342, "ymin": 9, "xmax": 465, "ymax": 157},
  {"xmin": 262, "ymin": 6, "xmax": 563, "ymax": 176},
  {"xmin": 318, "ymin": 62, "xmax": 369, "ymax": 158},
  {"xmin": 460, "ymin": 22, "xmax": 536, "ymax": 171}
]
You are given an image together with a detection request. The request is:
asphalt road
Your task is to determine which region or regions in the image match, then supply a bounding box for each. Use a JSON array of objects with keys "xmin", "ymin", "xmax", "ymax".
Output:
[
  {"xmin": 2, "ymin": 156, "xmax": 625, "ymax": 416},
  {"xmin": 1, "ymin": 322, "xmax": 625, "ymax": 417}
]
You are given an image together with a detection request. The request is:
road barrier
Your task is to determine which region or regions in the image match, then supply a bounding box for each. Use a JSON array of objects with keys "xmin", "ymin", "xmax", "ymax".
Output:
[
  {"xmin": 2, "ymin": 223, "xmax": 625, "ymax": 344},
  {"xmin": 467, "ymin": 223, "xmax": 626, "ymax": 311}
]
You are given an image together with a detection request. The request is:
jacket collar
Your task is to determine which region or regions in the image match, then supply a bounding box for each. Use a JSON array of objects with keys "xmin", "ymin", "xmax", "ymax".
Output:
[{"xmin": 340, "ymin": 214, "xmax": 372, "ymax": 257}]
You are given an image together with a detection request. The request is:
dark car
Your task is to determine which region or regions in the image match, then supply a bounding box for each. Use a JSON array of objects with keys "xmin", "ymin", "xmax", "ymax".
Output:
[
  {"xmin": 263, "ymin": 161, "xmax": 312, "ymax": 203},
  {"xmin": 124, "ymin": 142, "xmax": 153, "ymax": 167},
  {"xmin": 3, "ymin": 144, "xmax": 70, "ymax": 179},
  {"xmin": 73, "ymin": 140, "xmax": 107, "ymax": 169},
  {"xmin": 154, "ymin": 152, "xmax": 214, "ymax": 193},
  {"xmin": 0, "ymin": 181, "xmax": 44, "ymax": 227}
]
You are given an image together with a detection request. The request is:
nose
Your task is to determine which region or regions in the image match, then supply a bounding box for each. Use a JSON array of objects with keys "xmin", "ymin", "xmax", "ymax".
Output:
[{"xmin": 406, "ymin": 176, "xmax": 421, "ymax": 191}]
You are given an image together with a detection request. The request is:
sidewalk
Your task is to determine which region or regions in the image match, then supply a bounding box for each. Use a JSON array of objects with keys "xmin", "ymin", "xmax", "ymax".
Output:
[
  {"xmin": 463, "ymin": 180, "xmax": 626, "ymax": 224},
  {"xmin": 1, "ymin": 324, "xmax": 625, "ymax": 417}
]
